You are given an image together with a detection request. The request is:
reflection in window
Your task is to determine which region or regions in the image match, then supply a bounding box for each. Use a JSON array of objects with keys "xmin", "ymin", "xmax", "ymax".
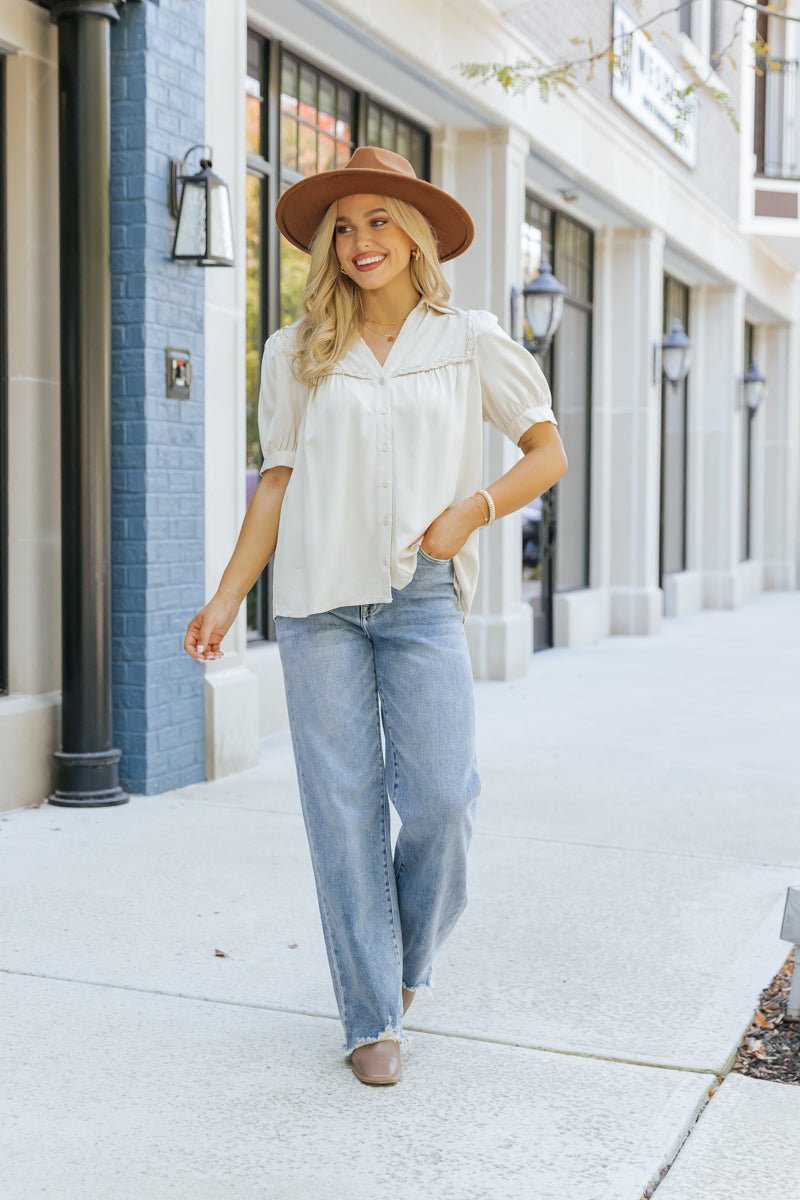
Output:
[{"xmin": 279, "ymin": 53, "xmax": 357, "ymax": 326}]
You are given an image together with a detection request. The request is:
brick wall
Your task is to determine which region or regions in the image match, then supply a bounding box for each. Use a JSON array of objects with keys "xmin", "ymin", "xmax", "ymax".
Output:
[{"xmin": 110, "ymin": 0, "xmax": 206, "ymax": 794}]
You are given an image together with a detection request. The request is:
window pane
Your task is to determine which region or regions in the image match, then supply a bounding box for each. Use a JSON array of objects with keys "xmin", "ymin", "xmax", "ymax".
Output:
[
  {"xmin": 337, "ymin": 86, "xmax": 351, "ymax": 122},
  {"xmin": 318, "ymin": 77, "xmax": 336, "ymax": 136},
  {"xmin": 246, "ymin": 35, "xmax": 263, "ymax": 157},
  {"xmin": 524, "ymin": 196, "xmax": 554, "ymax": 268},
  {"xmin": 409, "ymin": 129, "xmax": 425, "ymax": 176},
  {"xmin": 281, "ymin": 55, "xmax": 298, "ymax": 113},
  {"xmin": 318, "ymin": 133, "xmax": 336, "ymax": 172},
  {"xmin": 280, "ymin": 234, "xmax": 309, "ymax": 328},
  {"xmin": 281, "ymin": 111, "xmax": 298, "ymax": 172},
  {"xmin": 552, "ymin": 304, "xmax": 590, "ymax": 591},
  {"xmin": 367, "ymin": 102, "xmax": 381, "ymax": 145},
  {"xmin": 245, "ymin": 173, "xmax": 264, "ymax": 474},
  {"xmin": 245, "ymin": 171, "xmax": 265, "ymax": 636},
  {"xmin": 380, "ymin": 111, "xmax": 397, "ymax": 148},
  {"xmin": 247, "ymin": 32, "xmax": 261, "ymax": 79},
  {"xmin": 298, "ymin": 121, "xmax": 317, "ymax": 177},
  {"xmin": 661, "ymin": 275, "xmax": 690, "ymax": 575},
  {"xmin": 396, "ymin": 123, "xmax": 411, "ymax": 160},
  {"xmin": 555, "ymin": 217, "xmax": 591, "ymax": 304},
  {"xmin": 662, "ymin": 380, "xmax": 688, "ymax": 573},
  {"xmin": 246, "ymin": 89, "xmax": 262, "ymax": 157},
  {"xmin": 299, "ymin": 63, "xmax": 317, "ymax": 112},
  {"xmin": 741, "ymin": 321, "xmax": 755, "ymax": 560}
]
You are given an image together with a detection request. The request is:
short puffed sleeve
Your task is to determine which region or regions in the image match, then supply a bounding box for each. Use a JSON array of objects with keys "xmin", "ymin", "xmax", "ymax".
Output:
[
  {"xmin": 472, "ymin": 308, "xmax": 557, "ymax": 444},
  {"xmin": 257, "ymin": 327, "xmax": 306, "ymax": 473}
]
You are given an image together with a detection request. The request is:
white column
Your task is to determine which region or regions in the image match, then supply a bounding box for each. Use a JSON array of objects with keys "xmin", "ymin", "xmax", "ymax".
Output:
[
  {"xmin": 436, "ymin": 125, "xmax": 534, "ymax": 680},
  {"xmin": 203, "ymin": 0, "xmax": 261, "ymax": 776},
  {"xmin": 606, "ymin": 227, "xmax": 664, "ymax": 635},
  {"xmin": 761, "ymin": 319, "xmax": 800, "ymax": 590},
  {"xmin": 693, "ymin": 284, "xmax": 746, "ymax": 608}
]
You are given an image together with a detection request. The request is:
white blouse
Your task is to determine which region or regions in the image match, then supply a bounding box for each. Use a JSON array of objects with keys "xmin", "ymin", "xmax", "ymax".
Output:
[{"xmin": 258, "ymin": 296, "xmax": 557, "ymax": 623}]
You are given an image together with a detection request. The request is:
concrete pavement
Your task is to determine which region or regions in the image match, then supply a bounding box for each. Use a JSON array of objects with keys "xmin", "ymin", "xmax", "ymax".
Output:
[{"xmin": 1, "ymin": 590, "xmax": 798, "ymax": 1198}]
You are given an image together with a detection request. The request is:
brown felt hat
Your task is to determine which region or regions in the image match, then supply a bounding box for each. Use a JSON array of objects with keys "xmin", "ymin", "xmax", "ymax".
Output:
[{"xmin": 275, "ymin": 145, "xmax": 474, "ymax": 263}]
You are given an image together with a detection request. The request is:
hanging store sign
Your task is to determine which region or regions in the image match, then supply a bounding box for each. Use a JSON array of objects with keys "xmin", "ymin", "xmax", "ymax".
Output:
[{"xmin": 611, "ymin": 4, "xmax": 698, "ymax": 169}]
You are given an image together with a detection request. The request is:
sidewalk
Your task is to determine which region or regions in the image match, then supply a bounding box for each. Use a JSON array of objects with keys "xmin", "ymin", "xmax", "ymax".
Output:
[{"xmin": 1, "ymin": 591, "xmax": 798, "ymax": 1199}]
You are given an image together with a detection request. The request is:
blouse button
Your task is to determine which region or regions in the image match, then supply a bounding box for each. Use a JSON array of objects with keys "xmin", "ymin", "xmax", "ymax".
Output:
[
  {"xmin": 380, "ymin": 480, "xmax": 389, "ymax": 487},
  {"xmin": 380, "ymin": 407, "xmax": 388, "ymax": 415}
]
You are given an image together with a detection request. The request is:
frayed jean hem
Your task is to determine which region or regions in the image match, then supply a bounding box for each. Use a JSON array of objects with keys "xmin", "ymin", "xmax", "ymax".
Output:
[
  {"xmin": 402, "ymin": 962, "xmax": 434, "ymax": 993},
  {"xmin": 344, "ymin": 1021, "xmax": 410, "ymax": 1058}
]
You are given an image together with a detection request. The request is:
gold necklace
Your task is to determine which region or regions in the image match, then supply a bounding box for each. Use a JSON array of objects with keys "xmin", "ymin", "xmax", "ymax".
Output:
[
  {"xmin": 361, "ymin": 314, "xmax": 408, "ymax": 343},
  {"xmin": 362, "ymin": 316, "xmax": 402, "ymax": 340}
]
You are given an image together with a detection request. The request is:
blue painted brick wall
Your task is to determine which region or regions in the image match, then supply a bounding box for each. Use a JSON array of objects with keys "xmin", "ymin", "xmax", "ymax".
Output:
[{"xmin": 111, "ymin": 0, "xmax": 206, "ymax": 794}]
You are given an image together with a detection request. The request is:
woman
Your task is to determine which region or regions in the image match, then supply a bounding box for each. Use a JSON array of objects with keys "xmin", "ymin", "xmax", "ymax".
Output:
[{"xmin": 184, "ymin": 146, "xmax": 568, "ymax": 1087}]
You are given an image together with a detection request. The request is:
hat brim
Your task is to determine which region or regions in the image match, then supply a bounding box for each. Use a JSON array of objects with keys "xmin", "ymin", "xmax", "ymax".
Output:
[{"xmin": 274, "ymin": 169, "xmax": 474, "ymax": 262}]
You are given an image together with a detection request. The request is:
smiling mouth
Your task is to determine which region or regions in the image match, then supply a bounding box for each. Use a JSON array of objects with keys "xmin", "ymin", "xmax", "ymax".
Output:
[{"xmin": 353, "ymin": 254, "xmax": 387, "ymax": 271}]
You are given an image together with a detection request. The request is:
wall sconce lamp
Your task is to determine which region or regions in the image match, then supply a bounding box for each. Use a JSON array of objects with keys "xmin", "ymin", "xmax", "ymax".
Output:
[
  {"xmin": 511, "ymin": 260, "xmax": 566, "ymax": 357},
  {"xmin": 741, "ymin": 360, "xmax": 767, "ymax": 413},
  {"xmin": 168, "ymin": 144, "xmax": 235, "ymax": 267},
  {"xmin": 661, "ymin": 318, "xmax": 692, "ymax": 386}
]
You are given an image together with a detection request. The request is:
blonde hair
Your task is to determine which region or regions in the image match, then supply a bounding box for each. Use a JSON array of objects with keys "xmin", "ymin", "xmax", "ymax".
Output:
[{"xmin": 289, "ymin": 194, "xmax": 453, "ymax": 388}]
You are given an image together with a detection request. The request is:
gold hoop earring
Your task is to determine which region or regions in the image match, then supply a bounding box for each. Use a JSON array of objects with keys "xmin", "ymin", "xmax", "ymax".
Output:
[
  {"xmin": 411, "ymin": 247, "xmax": 420, "ymax": 261},
  {"xmin": 339, "ymin": 265, "xmax": 347, "ymax": 274}
]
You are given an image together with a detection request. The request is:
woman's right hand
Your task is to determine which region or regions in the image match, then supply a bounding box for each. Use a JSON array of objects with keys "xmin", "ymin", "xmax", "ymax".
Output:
[{"xmin": 183, "ymin": 591, "xmax": 241, "ymax": 661}]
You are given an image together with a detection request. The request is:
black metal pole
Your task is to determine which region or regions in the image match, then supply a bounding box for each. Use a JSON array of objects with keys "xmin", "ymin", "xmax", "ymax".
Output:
[{"xmin": 48, "ymin": 0, "xmax": 127, "ymax": 806}]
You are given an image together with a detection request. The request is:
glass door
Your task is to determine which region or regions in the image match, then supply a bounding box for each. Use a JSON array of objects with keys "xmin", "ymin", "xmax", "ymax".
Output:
[
  {"xmin": 659, "ymin": 275, "xmax": 690, "ymax": 586},
  {"xmin": 521, "ymin": 197, "xmax": 593, "ymax": 650}
]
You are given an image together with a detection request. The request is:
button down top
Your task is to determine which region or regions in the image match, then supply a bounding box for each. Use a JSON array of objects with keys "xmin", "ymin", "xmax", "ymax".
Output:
[{"xmin": 258, "ymin": 296, "xmax": 557, "ymax": 622}]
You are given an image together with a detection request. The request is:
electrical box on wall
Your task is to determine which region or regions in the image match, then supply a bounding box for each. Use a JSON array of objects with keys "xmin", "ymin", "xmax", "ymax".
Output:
[{"xmin": 166, "ymin": 348, "xmax": 192, "ymax": 400}]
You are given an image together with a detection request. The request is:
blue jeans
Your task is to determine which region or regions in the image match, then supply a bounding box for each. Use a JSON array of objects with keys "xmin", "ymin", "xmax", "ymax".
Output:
[{"xmin": 274, "ymin": 548, "xmax": 481, "ymax": 1056}]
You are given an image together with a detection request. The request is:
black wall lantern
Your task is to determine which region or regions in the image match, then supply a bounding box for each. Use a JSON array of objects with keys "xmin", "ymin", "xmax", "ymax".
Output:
[
  {"xmin": 512, "ymin": 260, "xmax": 566, "ymax": 357},
  {"xmin": 169, "ymin": 143, "xmax": 235, "ymax": 267},
  {"xmin": 661, "ymin": 318, "xmax": 692, "ymax": 386},
  {"xmin": 742, "ymin": 360, "xmax": 767, "ymax": 413}
]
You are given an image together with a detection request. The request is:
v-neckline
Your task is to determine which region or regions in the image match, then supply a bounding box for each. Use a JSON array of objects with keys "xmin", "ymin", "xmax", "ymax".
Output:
[{"xmin": 358, "ymin": 297, "xmax": 425, "ymax": 372}]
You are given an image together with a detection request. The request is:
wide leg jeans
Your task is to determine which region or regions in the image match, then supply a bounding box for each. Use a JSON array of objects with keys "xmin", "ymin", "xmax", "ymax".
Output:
[{"xmin": 274, "ymin": 549, "xmax": 481, "ymax": 1056}]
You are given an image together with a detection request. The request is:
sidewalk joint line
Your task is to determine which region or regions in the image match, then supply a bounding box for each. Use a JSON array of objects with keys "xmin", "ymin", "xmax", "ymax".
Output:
[{"xmin": 0, "ymin": 966, "xmax": 722, "ymax": 1076}]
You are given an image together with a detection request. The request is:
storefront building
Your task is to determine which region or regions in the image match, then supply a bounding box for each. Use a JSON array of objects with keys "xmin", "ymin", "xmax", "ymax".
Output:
[{"xmin": 1, "ymin": 0, "xmax": 798, "ymax": 808}]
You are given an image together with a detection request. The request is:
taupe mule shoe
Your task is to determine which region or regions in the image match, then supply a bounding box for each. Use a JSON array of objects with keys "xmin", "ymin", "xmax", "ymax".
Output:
[
  {"xmin": 350, "ymin": 1038, "xmax": 403, "ymax": 1086},
  {"xmin": 402, "ymin": 986, "xmax": 415, "ymax": 1014}
]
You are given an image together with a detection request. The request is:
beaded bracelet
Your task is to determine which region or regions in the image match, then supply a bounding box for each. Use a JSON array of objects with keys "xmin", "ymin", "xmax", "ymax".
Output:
[{"xmin": 472, "ymin": 489, "xmax": 496, "ymax": 526}]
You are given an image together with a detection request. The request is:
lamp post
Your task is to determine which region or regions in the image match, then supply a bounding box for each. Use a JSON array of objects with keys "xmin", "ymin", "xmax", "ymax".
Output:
[
  {"xmin": 511, "ymin": 259, "xmax": 566, "ymax": 358},
  {"xmin": 45, "ymin": 0, "xmax": 128, "ymax": 805},
  {"xmin": 661, "ymin": 318, "xmax": 692, "ymax": 387}
]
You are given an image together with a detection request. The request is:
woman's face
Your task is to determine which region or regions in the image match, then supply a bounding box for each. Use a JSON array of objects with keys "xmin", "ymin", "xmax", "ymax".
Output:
[{"xmin": 334, "ymin": 193, "xmax": 415, "ymax": 291}]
